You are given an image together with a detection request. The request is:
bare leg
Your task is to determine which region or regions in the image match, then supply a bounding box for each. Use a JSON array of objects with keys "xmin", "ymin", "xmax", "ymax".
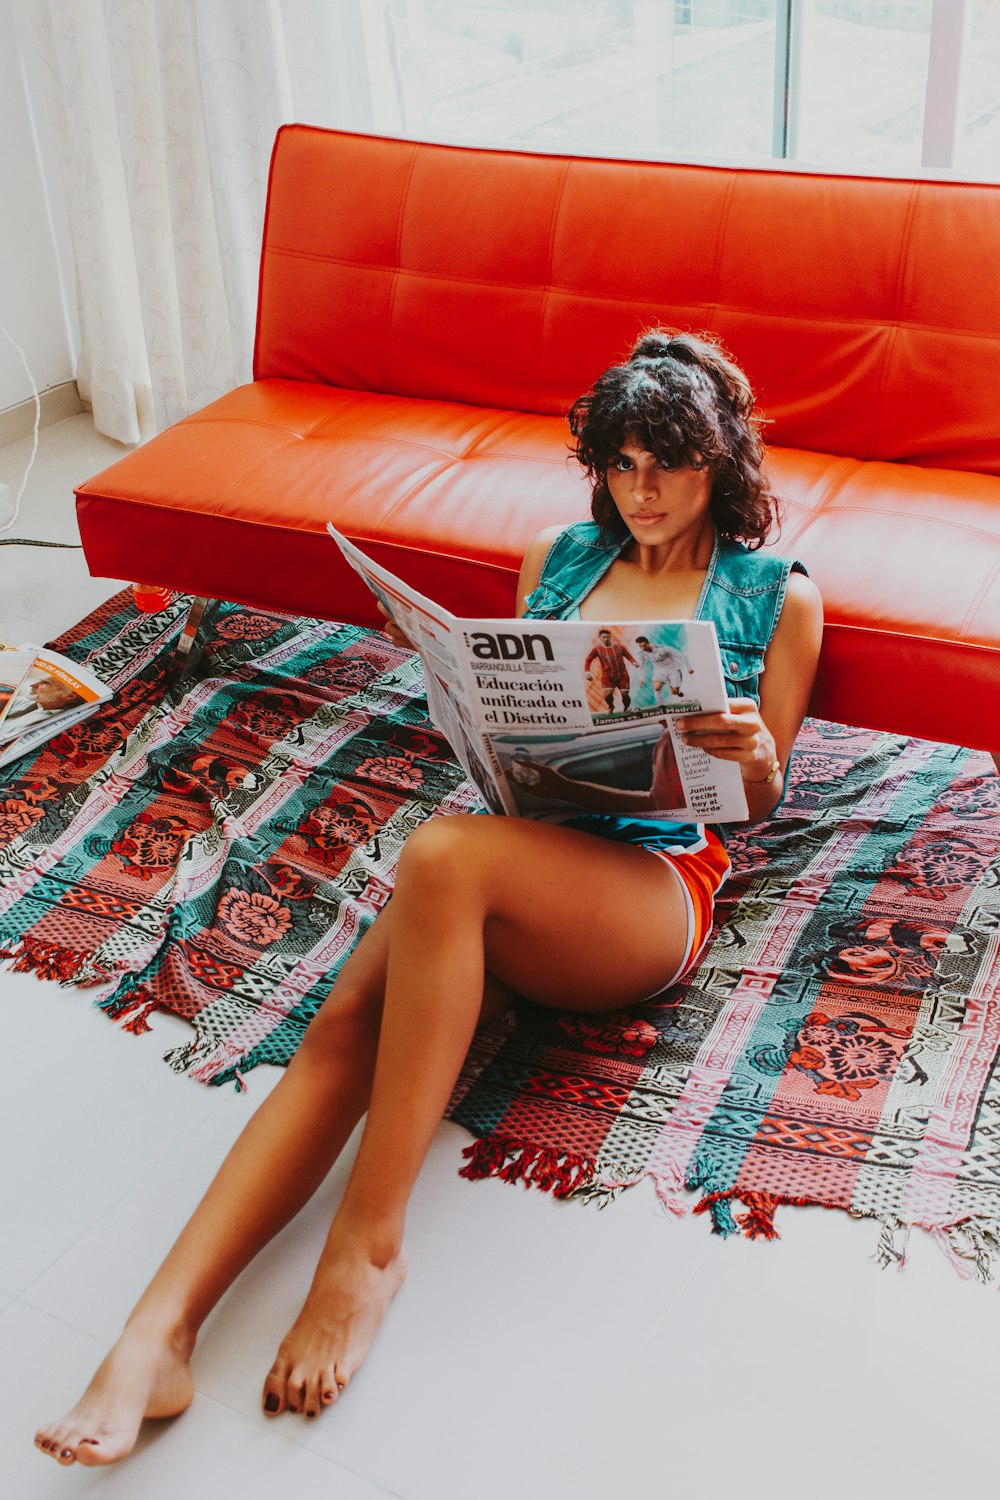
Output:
[
  {"xmin": 34, "ymin": 909, "xmax": 513, "ymax": 1467},
  {"xmin": 261, "ymin": 814, "xmax": 690, "ymax": 1417},
  {"xmin": 36, "ymin": 814, "xmax": 689, "ymax": 1460}
]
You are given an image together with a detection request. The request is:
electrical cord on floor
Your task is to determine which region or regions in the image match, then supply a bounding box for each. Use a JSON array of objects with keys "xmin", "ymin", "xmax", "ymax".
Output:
[{"xmin": 0, "ymin": 537, "xmax": 83, "ymax": 547}]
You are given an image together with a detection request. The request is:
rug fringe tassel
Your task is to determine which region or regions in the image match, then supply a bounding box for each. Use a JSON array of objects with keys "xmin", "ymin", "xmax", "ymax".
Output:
[
  {"xmin": 459, "ymin": 1135, "xmax": 595, "ymax": 1200},
  {"xmin": 932, "ymin": 1218, "xmax": 1000, "ymax": 1286},
  {"xmin": 1, "ymin": 934, "xmax": 113, "ymax": 989},
  {"xmin": 652, "ymin": 1163, "xmax": 692, "ymax": 1219},
  {"xmin": 873, "ymin": 1216, "xmax": 910, "ymax": 1271},
  {"xmin": 101, "ymin": 984, "xmax": 160, "ymax": 1035},
  {"xmin": 458, "ymin": 1136, "xmax": 1000, "ymax": 1284}
]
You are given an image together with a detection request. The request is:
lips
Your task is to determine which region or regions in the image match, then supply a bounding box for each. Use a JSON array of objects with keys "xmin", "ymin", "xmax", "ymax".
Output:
[{"xmin": 631, "ymin": 513, "xmax": 664, "ymax": 526}]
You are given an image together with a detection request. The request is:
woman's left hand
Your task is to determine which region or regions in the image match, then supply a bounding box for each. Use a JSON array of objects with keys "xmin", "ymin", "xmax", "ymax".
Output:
[{"xmin": 675, "ymin": 699, "xmax": 778, "ymax": 781}]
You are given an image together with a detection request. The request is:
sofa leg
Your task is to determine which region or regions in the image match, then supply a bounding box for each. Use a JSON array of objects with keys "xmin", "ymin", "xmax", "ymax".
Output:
[{"xmin": 169, "ymin": 595, "xmax": 212, "ymax": 677}]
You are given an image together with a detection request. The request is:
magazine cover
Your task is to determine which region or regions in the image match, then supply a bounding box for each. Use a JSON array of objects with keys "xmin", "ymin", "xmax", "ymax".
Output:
[
  {"xmin": 0, "ymin": 644, "xmax": 112, "ymax": 752},
  {"xmin": 0, "ymin": 646, "xmax": 39, "ymax": 736}
]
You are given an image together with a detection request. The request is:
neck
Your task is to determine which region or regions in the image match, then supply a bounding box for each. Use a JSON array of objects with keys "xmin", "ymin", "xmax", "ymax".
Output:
[{"xmin": 625, "ymin": 518, "xmax": 717, "ymax": 575}]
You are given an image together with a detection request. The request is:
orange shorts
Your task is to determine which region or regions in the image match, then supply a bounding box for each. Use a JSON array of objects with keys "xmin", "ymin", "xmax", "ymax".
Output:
[{"xmin": 641, "ymin": 827, "xmax": 731, "ymax": 995}]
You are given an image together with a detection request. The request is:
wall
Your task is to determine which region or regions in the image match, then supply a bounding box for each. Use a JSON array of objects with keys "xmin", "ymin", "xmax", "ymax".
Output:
[{"xmin": 0, "ymin": 0, "xmax": 77, "ymax": 412}]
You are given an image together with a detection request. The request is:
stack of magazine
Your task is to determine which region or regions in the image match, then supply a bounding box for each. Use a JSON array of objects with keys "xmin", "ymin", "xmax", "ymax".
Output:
[{"xmin": 0, "ymin": 643, "xmax": 112, "ymax": 770}]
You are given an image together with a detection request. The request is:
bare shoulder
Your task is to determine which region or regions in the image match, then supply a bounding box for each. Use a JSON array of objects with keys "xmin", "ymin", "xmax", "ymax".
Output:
[
  {"xmin": 762, "ymin": 568, "xmax": 823, "ymax": 711},
  {"xmin": 756, "ymin": 568, "xmax": 824, "ymax": 768},
  {"xmin": 515, "ymin": 525, "xmax": 566, "ymax": 615},
  {"xmin": 774, "ymin": 570, "xmax": 824, "ymax": 650}
]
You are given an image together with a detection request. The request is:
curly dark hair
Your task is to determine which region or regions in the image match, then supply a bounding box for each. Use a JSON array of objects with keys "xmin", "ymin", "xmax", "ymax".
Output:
[{"xmin": 568, "ymin": 329, "xmax": 779, "ymax": 549}]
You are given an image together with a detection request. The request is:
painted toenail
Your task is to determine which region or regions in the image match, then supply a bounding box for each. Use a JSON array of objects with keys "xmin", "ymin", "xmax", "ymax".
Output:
[
  {"xmin": 264, "ymin": 1394, "xmax": 279, "ymax": 1412},
  {"xmin": 61, "ymin": 1449, "xmax": 73, "ymax": 1459}
]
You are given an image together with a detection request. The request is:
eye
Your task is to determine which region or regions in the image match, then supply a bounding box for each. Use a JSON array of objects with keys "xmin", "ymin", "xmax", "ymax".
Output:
[{"xmin": 610, "ymin": 454, "xmax": 633, "ymax": 472}]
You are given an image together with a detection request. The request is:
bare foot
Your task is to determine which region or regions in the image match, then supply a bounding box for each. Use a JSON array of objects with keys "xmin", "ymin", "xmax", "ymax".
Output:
[
  {"xmin": 262, "ymin": 1238, "xmax": 407, "ymax": 1417},
  {"xmin": 33, "ymin": 1321, "xmax": 194, "ymax": 1467}
]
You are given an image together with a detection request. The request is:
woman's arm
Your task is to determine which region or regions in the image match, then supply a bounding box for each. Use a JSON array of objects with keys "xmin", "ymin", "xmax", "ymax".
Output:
[{"xmin": 677, "ymin": 571, "xmax": 824, "ymax": 824}]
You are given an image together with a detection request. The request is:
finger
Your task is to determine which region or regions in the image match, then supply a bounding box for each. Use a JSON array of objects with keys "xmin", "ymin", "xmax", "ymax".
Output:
[
  {"xmin": 676, "ymin": 715, "xmax": 737, "ymax": 735},
  {"xmin": 679, "ymin": 727, "xmax": 758, "ymax": 746}
]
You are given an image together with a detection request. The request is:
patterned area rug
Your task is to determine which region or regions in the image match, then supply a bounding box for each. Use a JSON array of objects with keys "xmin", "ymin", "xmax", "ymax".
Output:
[{"xmin": 2, "ymin": 593, "xmax": 999, "ymax": 1278}]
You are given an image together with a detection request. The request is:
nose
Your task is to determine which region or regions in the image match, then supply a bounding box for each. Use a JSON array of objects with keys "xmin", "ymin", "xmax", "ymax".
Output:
[{"xmin": 631, "ymin": 461, "xmax": 659, "ymax": 501}]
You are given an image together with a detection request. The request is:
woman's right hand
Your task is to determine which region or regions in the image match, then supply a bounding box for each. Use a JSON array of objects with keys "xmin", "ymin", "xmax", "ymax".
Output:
[{"xmin": 377, "ymin": 604, "xmax": 416, "ymax": 652}]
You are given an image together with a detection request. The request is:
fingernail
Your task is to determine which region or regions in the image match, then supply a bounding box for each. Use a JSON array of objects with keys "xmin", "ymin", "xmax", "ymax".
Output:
[{"xmin": 264, "ymin": 1394, "xmax": 279, "ymax": 1413}]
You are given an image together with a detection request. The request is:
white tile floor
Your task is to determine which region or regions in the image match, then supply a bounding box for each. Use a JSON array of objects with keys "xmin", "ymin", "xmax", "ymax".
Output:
[{"xmin": 2, "ymin": 413, "xmax": 998, "ymax": 1500}]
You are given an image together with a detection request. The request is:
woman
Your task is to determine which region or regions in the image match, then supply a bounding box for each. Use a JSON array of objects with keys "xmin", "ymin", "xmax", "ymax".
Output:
[{"xmin": 34, "ymin": 329, "xmax": 822, "ymax": 1468}]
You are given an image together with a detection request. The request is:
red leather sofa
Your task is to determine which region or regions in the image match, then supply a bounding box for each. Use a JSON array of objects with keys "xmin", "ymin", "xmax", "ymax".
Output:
[{"xmin": 75, "ymin": 125, "xmax": 1000, "ymax": 754}]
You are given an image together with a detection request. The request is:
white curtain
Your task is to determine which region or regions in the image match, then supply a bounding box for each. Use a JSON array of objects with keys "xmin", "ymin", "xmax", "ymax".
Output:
[{"xmin": 28, "ymin": 0, "xmax": 384, "ymax": 444}]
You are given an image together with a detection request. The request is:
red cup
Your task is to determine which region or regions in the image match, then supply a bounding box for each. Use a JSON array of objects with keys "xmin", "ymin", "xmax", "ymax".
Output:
[{"xmin": 132, "ymin": 582, "xmax": 174, "ymax": 613}]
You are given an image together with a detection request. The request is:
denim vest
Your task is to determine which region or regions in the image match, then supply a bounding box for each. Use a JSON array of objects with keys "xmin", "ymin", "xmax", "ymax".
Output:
[{"xmin": 522, "ymin": 521, "xmax": 807, "ymax": 707}]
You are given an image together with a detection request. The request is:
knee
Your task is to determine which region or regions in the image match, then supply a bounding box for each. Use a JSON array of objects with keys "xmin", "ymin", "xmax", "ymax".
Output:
[{"xmin": 395, "ymin": 814, "xmax": 485, "ymax": 893}]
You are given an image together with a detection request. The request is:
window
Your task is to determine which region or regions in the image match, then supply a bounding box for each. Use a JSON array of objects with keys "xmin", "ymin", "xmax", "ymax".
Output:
[{"xmin": 371, "ymin": 0, "xmax": 997, "ymax": 180}]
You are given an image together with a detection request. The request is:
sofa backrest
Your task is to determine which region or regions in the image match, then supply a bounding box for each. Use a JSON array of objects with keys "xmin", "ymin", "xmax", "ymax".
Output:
[{"xmin": 256, "ymin": 123, "xmax": 1000, "ymax": 477}]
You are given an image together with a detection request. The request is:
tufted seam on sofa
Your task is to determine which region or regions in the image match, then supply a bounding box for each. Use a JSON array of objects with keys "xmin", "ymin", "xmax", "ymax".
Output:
[
  {"xmin": 184, "ymin": 416, "xmax": 325, "ymax": 439},
  {"xmin": 866, "ymin": 184, "xmax": 921, "ymax": 460},
  {"xmin": 797, "ymin": 504, "xmax": 1000, "ymax": 541},
  {"xmin": 381, "ymin": 144, "xmax": 420, "ymax": 396},
  {"xmin": 360, "ymin": 459, "xmax": 456, "ymax": 533},
  {"xmin": 703, "ymin": 170, "xmax": 739, "ymax": 336},
  {"xmin": 959, "ymin": 554, "xmax": 1000, "ymax": 638},
  {"xmin": 303, "ymin": 430, "xmax": 461, "ymax": 458},
  {"xmin": 529, "ymin": 159, "xmax": 572, "ymax": 413},
  {"xmin": 456, "ymin": 451, "xmax": 569, "ymax": 465},
  {"xmin": 215, "ymin": 438, "xmax": 306, "ymax": 505},
  {"xmin": 776, "ymin": 458, "xmax": 864, "ymax": 548},
  {"xmin": 260, "ymin": 247, "xmax": 1000, "ymax": 343}
]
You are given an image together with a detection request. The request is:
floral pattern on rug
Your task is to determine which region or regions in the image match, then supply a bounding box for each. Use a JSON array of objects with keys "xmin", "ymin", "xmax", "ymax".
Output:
[{"xmin": 2, "ymin": 592, "xmax": 999, "ymax": 1281}]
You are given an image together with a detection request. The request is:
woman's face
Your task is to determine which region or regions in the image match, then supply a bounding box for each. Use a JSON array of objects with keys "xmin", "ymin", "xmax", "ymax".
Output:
[{"xmin": 605, "ymin": 440, "xmax": 713, "ymax": 546}]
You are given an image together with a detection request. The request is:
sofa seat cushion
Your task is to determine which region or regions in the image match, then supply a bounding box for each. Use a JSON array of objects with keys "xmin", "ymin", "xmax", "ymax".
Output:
[
  {"xmin": 76, "ymin": 379, "xmax": 1000, "ymax": 746},
  {"xmin": 76, "ymin": 380, "xmax": 592, "ymax": 625}
]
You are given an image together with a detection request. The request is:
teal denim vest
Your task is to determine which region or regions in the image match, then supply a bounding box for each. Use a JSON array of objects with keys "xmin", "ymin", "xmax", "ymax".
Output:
[{"xmin": 522, "ymin": 521, "xmax": 807, "ymax": 708}]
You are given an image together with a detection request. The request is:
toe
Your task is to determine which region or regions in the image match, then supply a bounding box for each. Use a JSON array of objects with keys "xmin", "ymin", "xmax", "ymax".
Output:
[
  {"xmin": 302, "ymin": 1373, "xmax": 322, "ymax": 1419},
  {"xmin": 261, "ymin": 1369, "xmax": 286, "ymax": 1417},
  {"xmin": 285, "ymin": 1374, "xmax": 306, "ymax": 1415},
  {"xmin": 41, "ymin": 1426, "xmax": 70, "ymax": 1460},
  {"xmin": 56, "ymin": 1445, "xmax": 78, "ymax": 1467},
  {"xmin": 75, "ymin": 1437, "xmax": 108, "ymax": 1468}
]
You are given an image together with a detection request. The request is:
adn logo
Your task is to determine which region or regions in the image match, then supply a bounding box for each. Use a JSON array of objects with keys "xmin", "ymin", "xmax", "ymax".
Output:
[{"xmin": 463, "ymin": 631, "xmax": 555, "ymax": 662}]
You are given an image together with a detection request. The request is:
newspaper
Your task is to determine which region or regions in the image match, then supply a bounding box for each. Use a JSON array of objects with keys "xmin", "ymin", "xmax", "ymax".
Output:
[
  {"xmin": 328, "ymin": 527, "xmax": 749, "ymax": 825},
  {"xmin": 0, "ymin": 643, "xmax": 112, "ymax": 768}
]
